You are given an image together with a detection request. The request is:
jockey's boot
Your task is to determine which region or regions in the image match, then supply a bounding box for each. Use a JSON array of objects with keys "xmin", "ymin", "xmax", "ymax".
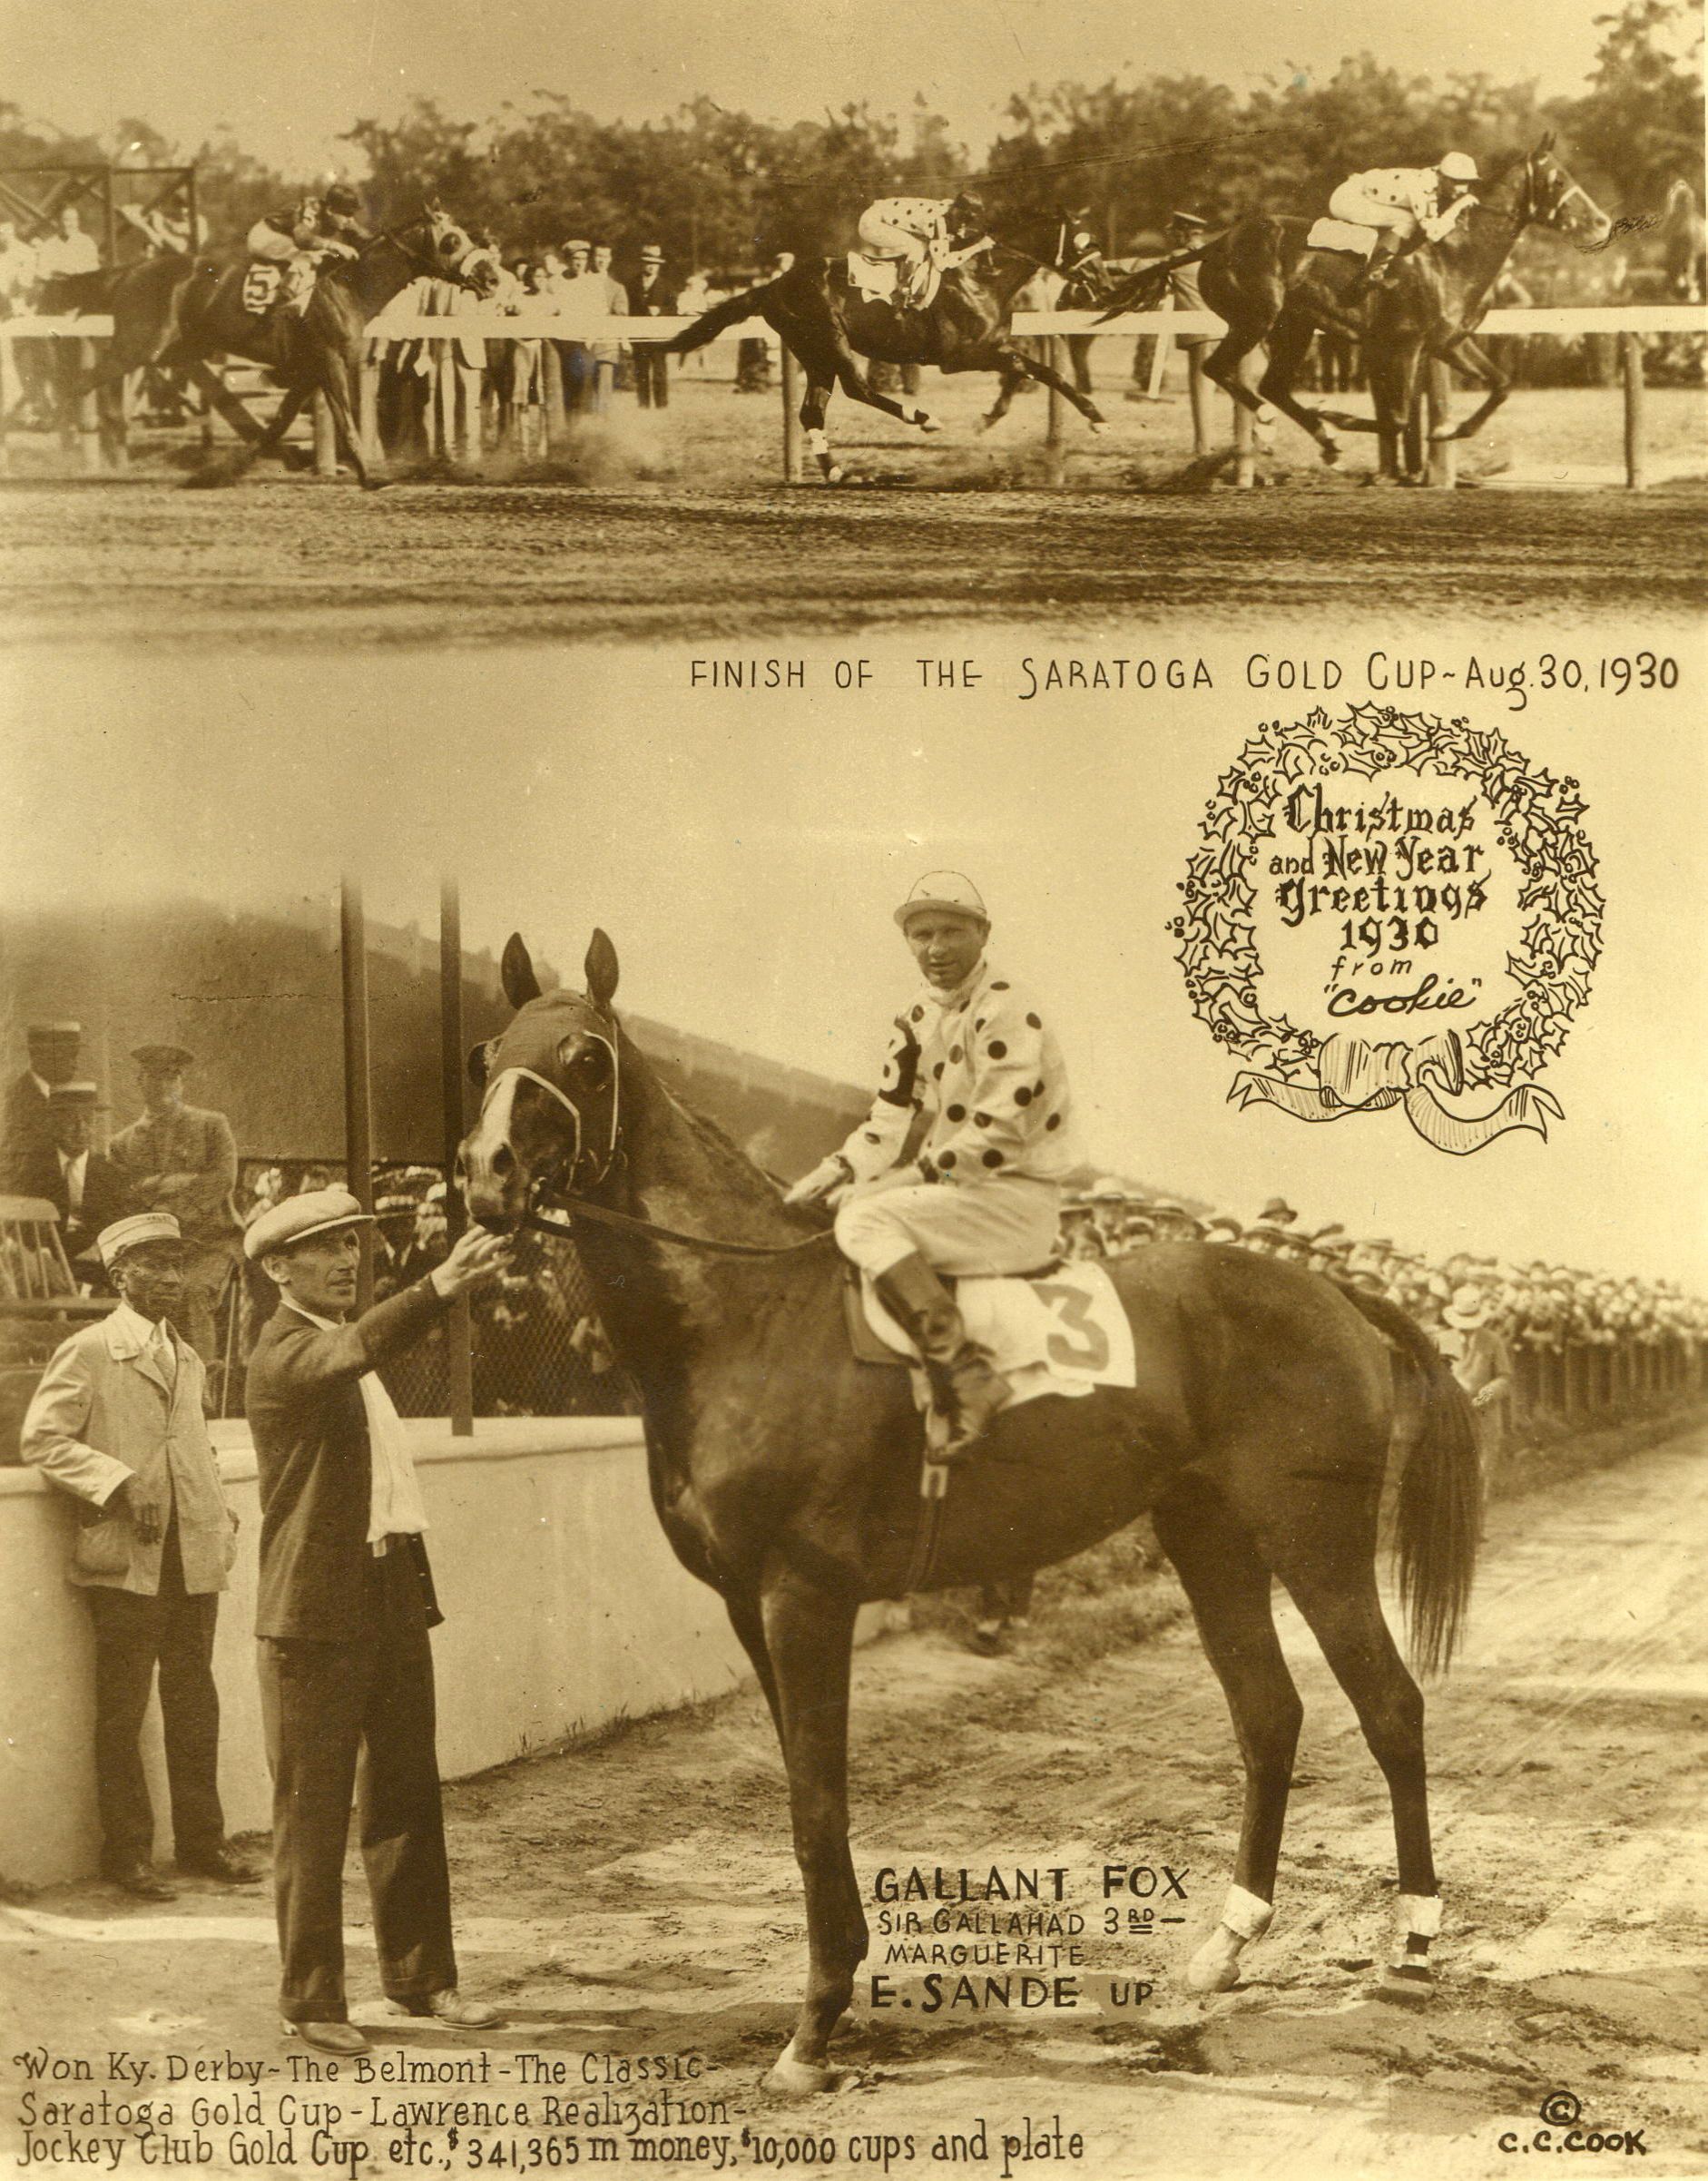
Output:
[
  {"xmin": 1349, "ymin": 232, "xmax": 1403, "ymax": 299},
  {"xmin": 876, "ymin": 1251, "xmax": 1011, "ymax": 1461}
]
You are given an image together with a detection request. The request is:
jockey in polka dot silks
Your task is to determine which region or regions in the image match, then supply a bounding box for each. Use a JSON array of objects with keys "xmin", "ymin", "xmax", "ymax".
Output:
[
  {"xmin": 246, "ymin": 183, "xmax": 369, "ymax": 313},
  {"xmin": 1327, "ymin": 152, "xmax": 1480, "ymax": 294},
  {"xmin": 785, "ymin": 871, "xmax": 1077, "ymax": 1458},
  {"xmin": 854, "ymin": 192, "xmax": 996, "ymax": 309}
]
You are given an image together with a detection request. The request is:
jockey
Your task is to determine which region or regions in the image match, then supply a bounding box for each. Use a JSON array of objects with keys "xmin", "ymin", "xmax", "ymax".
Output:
[
  {"xmin": 245, "ymin": 183, "xmax": 368, "ymax": 311},
  {"xmin": 1327, "ymin": 152, "xmax": 1480, "ymax": 292},
  {"xmin": 785, "ymin": 872, "xmax": 1075, "ymax": 1458},
  {"xmin": 855, "ymin": 191, "xmax": 995, "ymax": 309}
]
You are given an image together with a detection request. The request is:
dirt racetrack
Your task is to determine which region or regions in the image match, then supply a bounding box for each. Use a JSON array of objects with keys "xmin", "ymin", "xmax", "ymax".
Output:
[
  {"xmin": 4, "ymin": 1422, "xmax": 1704, "ymax": 2180},
  {"xmin": 1, "ymin": 377, "xmax": 1703, "ymax": 647}
]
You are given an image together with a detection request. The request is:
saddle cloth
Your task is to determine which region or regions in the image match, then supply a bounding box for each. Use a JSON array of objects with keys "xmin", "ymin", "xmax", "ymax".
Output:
[
  {"xmin": 853, "ymin": 1259, "xmax": 1136, "ymax": 1412},
  {"xmin": 241, "ymin": 260, "xmax": 284, "ymax": 314},
  {"xmin": 1307, "ymin": 218, "xmax": 1379, "ymax": 260},
  {"xmin": 844, "ymin": 251, "xmax": 943, "ymax": 310}
]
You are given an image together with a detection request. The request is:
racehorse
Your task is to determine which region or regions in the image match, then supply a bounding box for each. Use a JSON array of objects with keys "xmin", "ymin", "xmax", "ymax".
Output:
[
  {"xmin": 664, "ymin": 208, "xmax": 1112, "ymax": 481},
  {"xmin": 1098, "ymin": 138, "xmax": 1611, "ymax": 481},
  {"xmin": 459, "ymin": 929, "xmax": 1482, "ymax": 2097},
  {"xmin": 29, "ymin": 201, "xmax": 501, "ymax": 489}
]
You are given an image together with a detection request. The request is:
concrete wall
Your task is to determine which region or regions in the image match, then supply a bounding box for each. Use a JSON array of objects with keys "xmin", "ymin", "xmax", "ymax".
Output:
[{"xmin": 0, "ymin": 1420, "xmax": 777, "ymax": 1890}]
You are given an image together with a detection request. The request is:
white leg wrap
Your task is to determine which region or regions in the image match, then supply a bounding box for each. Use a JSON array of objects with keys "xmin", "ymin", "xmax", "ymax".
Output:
[
  {"xmin": 1397, "ymin": 1892, "xmax": 1442, "ymax": 1940},
  {"xmin": 1222, "ymin": 1886, "xmax": 1275, "ymax": 1941}
]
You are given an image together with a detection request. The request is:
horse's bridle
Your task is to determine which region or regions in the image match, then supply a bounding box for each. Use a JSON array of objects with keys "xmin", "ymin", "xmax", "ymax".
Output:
[
  {"xmin": 476, "ymin": 1024, "xmax": 829, "ymax": 1259},
  {"xmin": 364, "ymin": 218, "xmax": 498, "ymax": 290},
  {"xmin": 987, "ymin": 214, "xmax": 1104, "ymax": 290}
]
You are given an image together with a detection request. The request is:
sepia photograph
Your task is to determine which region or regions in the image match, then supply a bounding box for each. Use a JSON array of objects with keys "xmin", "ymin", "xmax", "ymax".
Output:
[{"xmin": 0, "ymin": 0, "xmax": 1703, "ymax": 2176}]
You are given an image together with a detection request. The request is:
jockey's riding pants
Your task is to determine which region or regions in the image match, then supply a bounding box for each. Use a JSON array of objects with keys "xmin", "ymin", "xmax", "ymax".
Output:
[
  {"xmin": 1325, "ymin": 183, "xmax": 1421, "ymax": 239},
  {"xmin": 856, "ymin": 211, "xmax": 929, "ymax": 264},
  {"xmin": 835, "ymin": 1174, "xmax": 1063, "ymax": 1280},
  {"xmin": 245, "ymin": 222, "xmax": 297, "ymax": 262}
]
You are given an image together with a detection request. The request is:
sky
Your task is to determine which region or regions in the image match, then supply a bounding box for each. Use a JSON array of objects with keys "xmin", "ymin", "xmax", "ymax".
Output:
[
  {"xmin": 2, "ymin": 635, "xmax": 1702, "ymax": 1290},
  {"xmin": 6, "ymin": 0, "xmax": 1623, "ymax": 181}
]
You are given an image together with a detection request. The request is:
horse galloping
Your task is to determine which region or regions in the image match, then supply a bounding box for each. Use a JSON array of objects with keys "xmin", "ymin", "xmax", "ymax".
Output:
[
  {"xmin": 31, "ymin": 202, "xmax": 501, "ymax": 489},
  {"xmin": 1100, "ymin": 139, "xmax": 1612, "ymax": 481},
  {"xmin": 458, "ymin": 929, "xmax": 1482, "ymax": 2097},
  {"xmin": 665, "ymin": 210, "xmax": 1111, "ymax": 482}
]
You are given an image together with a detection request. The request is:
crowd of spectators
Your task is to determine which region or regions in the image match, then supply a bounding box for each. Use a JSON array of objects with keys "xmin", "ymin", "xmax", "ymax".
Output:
[{"xmin": 1061, "ymin": 1182, "xmax": 1705, "ymax": 1466}]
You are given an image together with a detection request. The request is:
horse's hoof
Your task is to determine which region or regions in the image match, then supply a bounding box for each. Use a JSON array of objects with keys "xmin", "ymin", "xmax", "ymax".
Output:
[
  {"xmin": 823, "ymin": 466, "xmax": 846, "ymax": 486},
  {"xmin": 762, "ymin": 2043, "xmax": 840, "ymax": 2099},
  {"xmin": 1376, "ymin": 1960, "xmax": 1436, "ymax": 2004},
  {"xmin": 1183, "ymin": 1932, "xmax": 1245, "ymax": 1995},
  {"xmin": 1087, "ymin": 419, "xmax": 1106, "ymax": 437},
  {"xmin": 1317, "ymin": 438, "xmax": 1341, "ymax": 467},
  {"xmin": 916, "ymin": 414, "xmax": 941, "ymax": 435},
  {"xmin": 1428, "ymin": 425, "xmax": 1458, "ymax": 443}
]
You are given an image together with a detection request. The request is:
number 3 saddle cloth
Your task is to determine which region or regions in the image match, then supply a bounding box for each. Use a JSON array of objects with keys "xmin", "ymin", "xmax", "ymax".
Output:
[{"xmin": 849, "ymin": 1259, "xmax": 1136, "ymax": 1409}]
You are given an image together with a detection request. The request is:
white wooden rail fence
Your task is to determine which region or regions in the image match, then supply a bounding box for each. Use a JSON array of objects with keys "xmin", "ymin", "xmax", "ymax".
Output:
[{"xmin": 3, "ymin": 301, "xmax": 1703, "ymax": 487}]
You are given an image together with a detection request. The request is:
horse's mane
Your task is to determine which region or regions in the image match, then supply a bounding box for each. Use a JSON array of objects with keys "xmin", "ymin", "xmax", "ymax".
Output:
[{"xmin": 621, "ymin": 1020, "xmax": 830, "ymax": 1236}]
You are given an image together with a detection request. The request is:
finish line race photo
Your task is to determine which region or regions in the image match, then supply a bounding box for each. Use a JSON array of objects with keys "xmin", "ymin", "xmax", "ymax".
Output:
[{"xmin": 0, "ymin": 0, "xmax": 1703, "ymax": 2176}]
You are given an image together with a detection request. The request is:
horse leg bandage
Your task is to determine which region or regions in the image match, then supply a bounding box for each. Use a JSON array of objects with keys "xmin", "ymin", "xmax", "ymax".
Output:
[{"xmin": 1222, "ymin": 1886, "xmax": 1276, "ymax": 1941}]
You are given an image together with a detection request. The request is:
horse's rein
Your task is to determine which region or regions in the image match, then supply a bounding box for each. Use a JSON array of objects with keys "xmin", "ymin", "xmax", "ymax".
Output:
[{"xmin": 520, "ymin": 1192, "xmax": 832, "ymax": 1259}]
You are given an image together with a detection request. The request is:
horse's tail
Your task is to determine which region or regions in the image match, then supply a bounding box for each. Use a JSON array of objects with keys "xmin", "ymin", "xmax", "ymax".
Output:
[
  {"xmin": 35, "ymin": 267, "xmax": 116, "ymax": 318},
  {"xmin": 1094, "ymin": 243, "xmax": 1211, "ymax": 323},
  {"xmin": 1339, "ymin": 1285, "xmax": 1481, "ymax": 1675},
  {"xmin": 666, "ymin": 279, "xmax": 779, "ymax": 356}
]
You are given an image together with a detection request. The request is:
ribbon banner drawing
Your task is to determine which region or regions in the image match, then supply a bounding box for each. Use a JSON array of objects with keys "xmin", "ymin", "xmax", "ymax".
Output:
[{"xmin": 1173, "ymin": 704, "xmax": 1602, "ymax": 1158}]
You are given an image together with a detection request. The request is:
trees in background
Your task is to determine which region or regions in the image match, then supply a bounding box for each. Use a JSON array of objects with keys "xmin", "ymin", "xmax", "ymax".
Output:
[{"xmin": 6, "ymin": 5, "xmax": 1700, "ymax": 275}]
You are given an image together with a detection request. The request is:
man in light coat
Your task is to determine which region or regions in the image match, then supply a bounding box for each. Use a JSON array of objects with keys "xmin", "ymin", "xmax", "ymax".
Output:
[
  {"xmin": 786, "ymin": 871, "xmax": 1076, "ymax": 1457},
  {"xmin": 21, "ymin": 1213, "xmax": 253, "ymax": 1898}
]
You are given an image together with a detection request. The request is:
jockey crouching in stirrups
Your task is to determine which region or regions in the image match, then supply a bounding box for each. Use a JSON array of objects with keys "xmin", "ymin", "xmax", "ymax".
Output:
[
  {"xmin": 1328, "ymin": 152, "xmax": 1479, "ymax": 295},
  {"xmin": 786, "ymin": 873, "xmax": 1075, "ymax": 1459},
  {"xmin": 854, "ymin": 192, "xmax": 996, "ymax": 310},
  {"xmin": 246, "ymin": 183, "xmax": 369, "ymax": 313}
]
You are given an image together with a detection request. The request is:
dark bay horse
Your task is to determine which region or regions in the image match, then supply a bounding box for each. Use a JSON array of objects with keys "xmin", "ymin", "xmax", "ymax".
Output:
[
  {"xmin": 31, "ymin": 202, "xmax": 500, "ymax": 488},
  {"xmin": 1100, "ymin": 139, "xmax": 1611, "ymax": 479},
  {"xmin": 458, "ymin": 930, "xmax": 1480, "ymax": 2097},
  {"xmin": 664, "ymin": 210, "xmax": 1110, "ymax": 481}
]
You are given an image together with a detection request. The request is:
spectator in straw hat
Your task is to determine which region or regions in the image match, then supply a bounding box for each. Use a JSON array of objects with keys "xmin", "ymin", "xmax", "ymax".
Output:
[
  {"xmin": 3, "ymin": 1018, "xmax": 84, "ymax": 1190},
  {"xmin": 1201, "ymin": 1214, "xmax": 1243, "ymax": 1244},
  {"xmin": 244, "ymin": 1189, "xmax": 512, "ymax": 2054},
  {"xmin": 629, "ymin": 244, "xmax": 678, "ymax": 408},
  {"xmin": 21, "ymin": 1212, "xmax": 252, "ymax": 1898},
  {"xmin": 108, "ymin": 1046, "xmax": 241, "ymax": 1365}
]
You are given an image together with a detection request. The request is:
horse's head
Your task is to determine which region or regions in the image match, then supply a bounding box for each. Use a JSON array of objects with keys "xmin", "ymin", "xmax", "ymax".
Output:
[
  {"xmin": 407, "ymin": 196, "xmax": 504, "ymax": 299},
  {"xmin": 459, "ymin": 931, "xmax": 623, "ymax": 1232},
  {"xmin": 1517, "ymin": 135, "xmax": 1614, "ymax": 251},
  {"xmin": 990, "ymin": 204, "xmax": 1107, "ymax": 293}
]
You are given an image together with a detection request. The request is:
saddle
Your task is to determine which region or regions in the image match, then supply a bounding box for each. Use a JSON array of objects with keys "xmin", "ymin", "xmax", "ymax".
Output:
[{"xmin": 1306, "ymin": 218, "xmax": 1379, "ymax": 260}]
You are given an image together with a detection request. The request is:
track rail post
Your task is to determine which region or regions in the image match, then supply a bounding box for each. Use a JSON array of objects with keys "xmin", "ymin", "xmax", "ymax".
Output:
[
  {"xmin": 780, "ymin": 339, "xmax": 802, "ymax": 485},
  {"xmin": 1621, "ymin": 333, "xmax": 1647, "ymax": 490},
  {"xmin": 75, "ymin": 339, "xmax": 102, "ymax": 472},
  {"xmin": 312, "ymin": 388, "xmax": 338, "ymax": 477},
  {"xmin": 1426, "ymin": 360, "xmax": 1458, "ymax": 488}
]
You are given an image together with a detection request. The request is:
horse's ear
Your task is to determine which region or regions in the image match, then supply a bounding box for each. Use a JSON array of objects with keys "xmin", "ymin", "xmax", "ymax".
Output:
[
  {"xmin": 501, "ymin": 933, "xmax": 542, "ymax": 1010},
  {"xmin": 1536, "ymin": 132, "xmax": 1555, "ymax": 155},
  {"xmin": 585, "ymin": 928, "xmax": 620, "ymax": 1010},
  {"xmin": 424, "ymin": 194, "xmax": 445, "ymax": 220},
  {"xmin": 466, "ymin": 1038, "xmax": 493, "ymax": 1089}
]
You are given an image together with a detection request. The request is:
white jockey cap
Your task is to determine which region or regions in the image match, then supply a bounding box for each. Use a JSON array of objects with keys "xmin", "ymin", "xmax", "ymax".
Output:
[
  {"xmin": 1088, "ymin": 1179, "xmax": 1128, "ymax": 1203},
  {"xmin": 893, "ymin": 870, "xmax": 989, "ymax": 928},
  {"xmin": 1438, "ymin": 152, "xmax": 1479, "ymax": 181}
]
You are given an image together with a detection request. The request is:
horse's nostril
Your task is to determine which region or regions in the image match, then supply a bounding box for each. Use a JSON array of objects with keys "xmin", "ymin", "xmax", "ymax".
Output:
[{"xmin": 492, "ymin": 1144, "xmax": 514, "ymax": 1176}]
